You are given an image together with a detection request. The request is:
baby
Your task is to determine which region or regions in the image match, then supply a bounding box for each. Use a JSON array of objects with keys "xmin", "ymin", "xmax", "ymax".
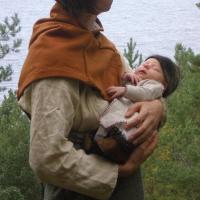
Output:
[{"xmin": 93, "ymin": 54, "xmax": 180, "ymax": 163}]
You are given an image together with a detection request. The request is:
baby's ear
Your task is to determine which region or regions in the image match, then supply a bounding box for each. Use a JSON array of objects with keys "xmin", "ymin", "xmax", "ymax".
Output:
[{"xmin": 163, "ymin": 81, "xmax": 168, "ymax": 91}]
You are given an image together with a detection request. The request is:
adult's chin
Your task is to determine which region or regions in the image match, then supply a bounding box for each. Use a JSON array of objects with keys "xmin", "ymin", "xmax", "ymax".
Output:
[{"xmin": 88, "ymin": 0, "xmax": 113, "ymax": 15}]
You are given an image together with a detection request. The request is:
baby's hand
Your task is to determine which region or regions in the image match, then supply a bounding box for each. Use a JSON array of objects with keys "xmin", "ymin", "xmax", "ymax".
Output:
[
  {"xmin": 106, "ymin": 86, "xmax": 126, "ymax": 100},
  {"xmin": 122, "ymin": 72, "xmax": 140, "ymax": 85}
]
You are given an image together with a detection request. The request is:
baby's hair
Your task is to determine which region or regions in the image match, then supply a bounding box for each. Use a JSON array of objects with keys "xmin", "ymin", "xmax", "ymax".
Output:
[
  {"xmin": 56, "ymin": 0, "xmax": 96, "ymax": 16},
  {"xmin": 146, "ymin": 55, "xmax": 180, "ymax": 97}
]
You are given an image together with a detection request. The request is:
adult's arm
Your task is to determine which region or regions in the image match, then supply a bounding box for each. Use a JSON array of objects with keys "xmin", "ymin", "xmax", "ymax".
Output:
[
  {"xmin": 119, "ymin": 130, "xmax": 158, "ymax": 177},
  {"xmin": 20, "ymin": 78, "xmax": 118, "ymax": 200}
]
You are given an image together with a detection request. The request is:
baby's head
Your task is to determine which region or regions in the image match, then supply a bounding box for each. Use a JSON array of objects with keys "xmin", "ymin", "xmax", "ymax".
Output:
[{"xmin": 135, "ymin": 55, "xmax": 180, "ymax": 97}]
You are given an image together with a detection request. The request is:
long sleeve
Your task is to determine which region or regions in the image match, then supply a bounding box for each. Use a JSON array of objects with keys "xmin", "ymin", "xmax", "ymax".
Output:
[
  {"xmin": 124, "ymin": 79, "xmax": 164, "ymax": 102},
  {"xmin": 18, "ymin": 78, "xmax": 118, "ymax": 200}
]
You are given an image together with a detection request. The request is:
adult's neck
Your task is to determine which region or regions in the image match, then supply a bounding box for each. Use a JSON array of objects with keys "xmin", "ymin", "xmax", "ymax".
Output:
[{"xmin": 78, "ymin": 12, "xmax": 100, "ymax": 31}]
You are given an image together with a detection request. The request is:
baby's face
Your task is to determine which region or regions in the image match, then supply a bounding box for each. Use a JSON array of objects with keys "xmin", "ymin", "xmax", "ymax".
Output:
[{"xmin": 135, "ymin": 58, "xmax": 166, "ymax": 86}]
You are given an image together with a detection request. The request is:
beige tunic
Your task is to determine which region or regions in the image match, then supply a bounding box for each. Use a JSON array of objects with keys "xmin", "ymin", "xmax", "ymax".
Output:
[
  {"xmin": 18, "ymin": 53, "xmax": 131, "ymax": 200},
  {"xmin": 19, "ymin": 78, "xmax": 117, "ymax": 200}
]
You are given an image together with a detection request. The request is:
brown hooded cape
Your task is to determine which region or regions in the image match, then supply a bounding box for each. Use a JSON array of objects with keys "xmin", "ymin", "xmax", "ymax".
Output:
[{"xmin": 17, "ymin": 1, "xmax": 123, "ymax": 100}]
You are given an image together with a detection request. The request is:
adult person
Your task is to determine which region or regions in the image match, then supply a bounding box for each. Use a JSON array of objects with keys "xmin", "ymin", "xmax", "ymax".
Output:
[{"xmin": 17, "ymin": 0, "xmax": 165, "ymax": 199}]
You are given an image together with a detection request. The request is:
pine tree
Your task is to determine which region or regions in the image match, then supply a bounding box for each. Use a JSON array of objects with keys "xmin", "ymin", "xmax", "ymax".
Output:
[
  {"xmin": 143, "ymin": 43, "xmax": 200, "ymax": 200},
  {"xmin": 0, "ymin": 90, "xmax": 41, "ymax": 200},
  {"xmin": 0, "ymin": 14, "xmax": 22, "ymax": 91},
  {"xmin": 123, "ymin": 38, "xmax": 143, "ymax": 69}
]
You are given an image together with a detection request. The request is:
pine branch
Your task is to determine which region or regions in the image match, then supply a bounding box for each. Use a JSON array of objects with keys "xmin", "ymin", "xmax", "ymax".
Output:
[
  {"xmin": 123, "ymin": 38, "xmax": 143, "ymax": 69},
  {"xmin": 0, "ymin": 13, "xmax": 21, "ymax": 58},
  {"xmin": 175, "ymin": 43, "xmax": 200, "ymax": 72},
  {"xmin": 0, "ymin": 14, "xmax": 21, "ymax": 91},
  {"xmin": 0, "ymin": 65, "xmax": 13, "ymax": 91},
  {"xmin": 196, "ymin": 2, "xmax": 200, "ymax": 9}
]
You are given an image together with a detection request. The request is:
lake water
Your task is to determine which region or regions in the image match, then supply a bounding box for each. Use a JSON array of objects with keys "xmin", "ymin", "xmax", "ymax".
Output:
[{"xmin": 0, "ymin": 0, "xmax": 200, "ymax": 101}]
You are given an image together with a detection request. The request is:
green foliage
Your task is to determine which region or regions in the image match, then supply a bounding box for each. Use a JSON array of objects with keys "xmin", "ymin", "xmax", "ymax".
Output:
[
  {"xmin": 0, "ymin": 14, "xmax": 40, "ymax": 195},
  {"xmin": 191, "ymin": 54, "xmax": 200, "ymax": 67},
  {"xmin": 143, "ymin": 44, "xmax": 200, "ymax": 200},
  {"xmin": 175, "ymin": 43, "xmax": 200, "ymax": 72},
  {"xmin": 0, "ymin": 91, "xmax": 41, "ymax": 200},
  {"xmin": 0, "ymin": 186, "xmax": 24, "ymax": 200},
  {"xmin": 124, "ymin": 38, "xmax": 143, "ymax": 69},
  {"xmin": 196, "ymin": 2, "xmax": 200, "ymax": 9},
  {"xmin": 0, "ymin": 14, "xmax": 22, "ymax": 91}
]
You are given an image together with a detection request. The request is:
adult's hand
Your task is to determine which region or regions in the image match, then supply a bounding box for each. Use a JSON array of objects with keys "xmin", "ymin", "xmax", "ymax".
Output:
[
  {"xmin": 125, "ymin": 99, "xmax": 164, "ymax": 145},
  {"xmin": 118, "ymin": 131, "xmax": 158, "ymax": 177}
]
